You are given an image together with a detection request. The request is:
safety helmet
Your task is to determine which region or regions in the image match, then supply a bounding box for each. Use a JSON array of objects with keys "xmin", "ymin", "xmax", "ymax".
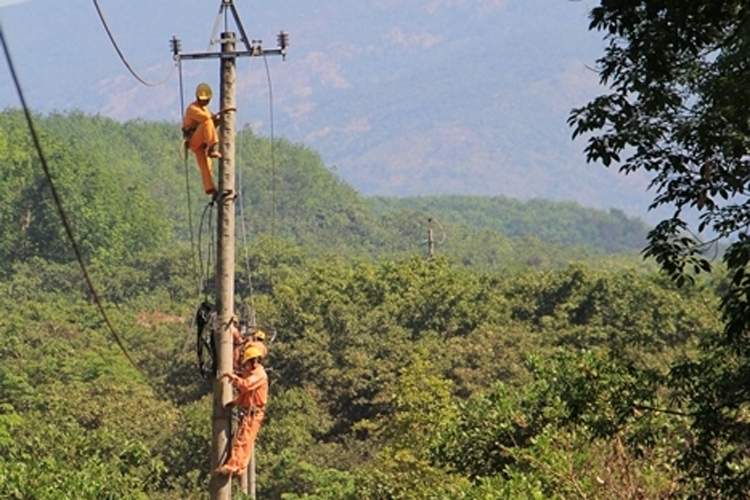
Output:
[
  {"xmin": 196, "ymin": 82, "xmax": 212, "ymax": 100},
  {"xmin": 254, "ymin": 329, "xmax": 266, "ymax": 341},
  {"xmin": 242, "ymin": 346, "xmax": 263, "ymax": 363}
]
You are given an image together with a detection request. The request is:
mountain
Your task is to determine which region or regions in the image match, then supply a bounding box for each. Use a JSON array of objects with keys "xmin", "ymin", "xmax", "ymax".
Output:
[{"xmin": 0, "ymin": 0, "xmax": 662, "ymax": 222}]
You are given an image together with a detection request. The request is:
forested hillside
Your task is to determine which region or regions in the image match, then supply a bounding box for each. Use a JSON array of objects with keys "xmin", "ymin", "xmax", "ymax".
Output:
[
  {"xmin": 370, "ymin": 195, "xmax": 650, "ymax": 254},
  {"xmin": 0, "ymin": 110, "xmax": 650, "ymax": 274},
  {"xmin": 0, "ymin": 110, "xmax": 730, "ymax": 498}
]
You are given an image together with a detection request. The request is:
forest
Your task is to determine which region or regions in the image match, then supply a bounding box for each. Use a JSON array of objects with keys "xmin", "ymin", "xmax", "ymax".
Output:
[
  {"xmin": 0, "ymin": 107, "xmax": 740, "ymax": 500},
  {"xmin": 8, "ymin": 2, "xmax": 750, "ymax": 498}
]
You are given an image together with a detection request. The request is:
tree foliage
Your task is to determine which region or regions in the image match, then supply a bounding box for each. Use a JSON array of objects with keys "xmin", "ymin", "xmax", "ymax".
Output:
[
  {"xmin": 569, "ymin": 2, "xmax": 750, "ymax": 496},
  {"xmin": 0, "ymin": 107, "xmax": 736, "ymax": 497}
]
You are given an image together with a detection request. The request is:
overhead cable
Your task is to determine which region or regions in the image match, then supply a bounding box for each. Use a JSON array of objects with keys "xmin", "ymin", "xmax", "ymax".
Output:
[
  {"xmin": 92, "ymin": 0, "xmax": 175, "ymax": 87},
  {"xmin": 262, "ymin": 54, "xmax": 278, "ymax": 292},
  {"xmin": 0, "ymin": 22, "xmax": 143, "ymax": 375}
]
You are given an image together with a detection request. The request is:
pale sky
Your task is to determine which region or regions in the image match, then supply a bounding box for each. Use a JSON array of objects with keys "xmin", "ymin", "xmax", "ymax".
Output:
[{"xmin": 0, "ymin": 0, "xmax": 30, "ymax": 7}]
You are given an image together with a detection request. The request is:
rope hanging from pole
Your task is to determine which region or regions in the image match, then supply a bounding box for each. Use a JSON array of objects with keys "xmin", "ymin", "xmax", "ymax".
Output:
[{"xmin": 173, "ymin": 39, "xmax": 200, "ymax": 288}]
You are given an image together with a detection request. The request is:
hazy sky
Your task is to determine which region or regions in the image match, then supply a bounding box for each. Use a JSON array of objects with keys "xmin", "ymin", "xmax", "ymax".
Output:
[
  {"xmin": 0, "ymin": 0, "xmax": 669, "ymax": 221},
  {"xmin": 0, "ymin": 0, "xmax": 28, "ymax": 7}
]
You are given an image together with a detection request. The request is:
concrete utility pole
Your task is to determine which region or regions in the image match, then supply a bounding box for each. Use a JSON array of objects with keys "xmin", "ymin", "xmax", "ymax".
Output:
[
  {"xmin": 428, "ymin": 218, "xmax": 435, "ymax": 259},
  {"xmin": 174, "ymin": 2, "xmax": 288, "ymax": 498},
  {"xmin": 212, "ymin": 31, "xmax": 237, "ymax": 500}
]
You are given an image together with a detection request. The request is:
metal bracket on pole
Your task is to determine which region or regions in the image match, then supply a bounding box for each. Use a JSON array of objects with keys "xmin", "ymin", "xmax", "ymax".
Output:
[
  {"xmin": 177, "ymin": 0, "xmax": 288, "ymax": 63},
  {"xmin": 208, "ymin": 0, "xmax": 252, "ymax": 52}
]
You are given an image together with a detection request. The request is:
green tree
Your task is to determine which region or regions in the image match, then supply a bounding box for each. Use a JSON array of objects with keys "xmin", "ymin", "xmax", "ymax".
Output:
[
  {"xmin": 435, "ymin": 349, "xmax": 681, "ymax": 499},
  {"xmin": 570, "ymin": 2, "xmax": 750, "ymax": 496}
]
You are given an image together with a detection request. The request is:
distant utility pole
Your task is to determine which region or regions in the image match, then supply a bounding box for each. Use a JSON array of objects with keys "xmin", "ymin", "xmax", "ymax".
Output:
[
  {"xmin": 427, "ymin": 218, "xmax": 435, "ymax": 259},
  {"xmin": 174, "ymin": 2, "xmax": 287, "ymax": 499}
]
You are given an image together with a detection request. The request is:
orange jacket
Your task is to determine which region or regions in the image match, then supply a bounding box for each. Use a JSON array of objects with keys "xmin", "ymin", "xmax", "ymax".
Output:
[
  {"xmin": 182, "ymin": 101, "xmax": 214, "ymax": 134},
  {"xmin": 230, "ymin": 363, "xmax": 268, "ymax": 410}
]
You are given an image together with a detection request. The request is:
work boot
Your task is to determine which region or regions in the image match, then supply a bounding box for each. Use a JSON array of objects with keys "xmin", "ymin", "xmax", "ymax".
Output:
[
  {"xmin": 207, "ymin": 144, "xmax": 222, "ymax": 158},
  {"xmin": 214, "ymin": 465, "xmax": 235, "ymax": 476}
]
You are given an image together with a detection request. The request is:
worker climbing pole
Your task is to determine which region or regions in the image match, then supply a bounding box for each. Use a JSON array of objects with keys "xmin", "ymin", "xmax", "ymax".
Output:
[
  {"xmin": 173, "ymin": 2, "xmax": 288, "ymax": 499},
  {"xmin": 182, "ymin": 82, "xmax": 236, "ymax": 197},
  {"xmin": 215, "ymin": 345, "xmax": 269, "ymax": 477}
]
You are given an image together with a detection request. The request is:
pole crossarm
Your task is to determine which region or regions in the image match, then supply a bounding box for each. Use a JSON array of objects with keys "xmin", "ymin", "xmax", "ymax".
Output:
[{"xmin": 178, "ymin": 47, "xmax": 285, "ymax": 61}]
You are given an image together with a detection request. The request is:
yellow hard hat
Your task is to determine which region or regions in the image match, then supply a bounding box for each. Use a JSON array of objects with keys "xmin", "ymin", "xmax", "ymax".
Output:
[
  {"xmin": 242, "ymin": 346, "xmax": 263, "ymax": 363},
  {"xmin": 254, "ymin": 329, "xmax": 266, "ymax": 341},
  {"xmin": 196, "ymin": 83, "xmax": 212, "ymax": 100}
]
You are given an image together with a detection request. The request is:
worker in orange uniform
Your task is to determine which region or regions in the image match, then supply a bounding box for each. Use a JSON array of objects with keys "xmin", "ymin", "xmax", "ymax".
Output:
[
  {"xmin": 247, "ymin": 328, "xmax": 269, "ymax": 358},
  {"xmin": 231, "ymin": 316, "xmax": 269, "ymax": 372},
  {"xmin": 182, "ymin": 83, "xmax": 234, "ymax": 196},
  {"xmin": 215, "ymin": 345, "xmax": 268, "ymax": 477}
]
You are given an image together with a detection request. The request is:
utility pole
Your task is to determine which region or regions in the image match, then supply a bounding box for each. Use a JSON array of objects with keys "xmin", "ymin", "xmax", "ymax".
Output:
[
  {"xmin": 212, "ymin": 30, "xmax": 237, "ymax": 500},
  {"xmin": 174, "ymin": 2, "xmax": 288, "ymax": 499},
  {"xmin": 427, "ymin": 218, "xmax": 435, "ymax": 259}
]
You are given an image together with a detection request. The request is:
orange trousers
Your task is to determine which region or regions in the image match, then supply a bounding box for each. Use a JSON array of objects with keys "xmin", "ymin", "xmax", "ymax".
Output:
[
  {"xmin": 224, "ymin": 411, "xmax": 264, "ymax": 475},
  {"xmin": 188, "ymin": 120, "xmax": 218, "ymax": 194}
]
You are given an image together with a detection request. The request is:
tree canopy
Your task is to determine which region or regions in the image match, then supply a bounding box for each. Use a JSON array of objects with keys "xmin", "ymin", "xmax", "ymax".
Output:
[
  {"xmin": 570, "ymin": 2, "xmax": 750, "ymax": 495},
  {"xmin": 0, "ymin": 104, "xmax": 732, "ymax": 497}
]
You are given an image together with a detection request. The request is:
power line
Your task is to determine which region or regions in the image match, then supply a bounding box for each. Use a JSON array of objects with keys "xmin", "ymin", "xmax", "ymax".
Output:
[
  {"xmin": 262, "ymin": 54, "xmax": 278, "ymax": 293},
  {"xmin": 0, "ymin": 22, "xmax": 143, "ymax": 375},
  {"xmin": 174, "ymin": 42, "xmax": 200, "ymax": 291},
  {"xmin": 92, "ymin": 0, "xmax": 175, "ymax": 88},
  {"xmin": 236, "ymin": 127, "xmax": 257, "ymax": 316}
]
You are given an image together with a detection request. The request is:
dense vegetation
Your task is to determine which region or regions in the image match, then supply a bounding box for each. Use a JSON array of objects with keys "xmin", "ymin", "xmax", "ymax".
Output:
[
  {"xmin": 0, "ymin": 109, "xmax": 736, "ymax": 498},
  {"xmin": 370, "ymin": 195, "xmax": 650, "ymax": 254},
  {"xmin": 570, "ymin": 2, "xmax": 750, "ymax": 496},
  {"xmin": 0, "ymin": 109, "xmax": 651, "ymax": 274}
]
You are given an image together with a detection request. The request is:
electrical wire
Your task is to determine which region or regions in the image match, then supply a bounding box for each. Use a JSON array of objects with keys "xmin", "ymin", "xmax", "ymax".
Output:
[
  {"xmin": 236, "ymin": 130, "xmax": 257, "ymax": 319},
  {"xmin": 231, "ymin": 53, "xmax": 280, "ymax": 337},
  {"xmin": 262, "ymin": 54, "xmax": 278, "ymax": 293},
  {"xmin": 176, "ymin": 59, "xmax": 199, "ymax": 288},
  {"xmin": 198, "ymin": 201, "xmax": 216, "ymax": 301},
  {"xmin": 92, "ymin": 0, "xmax": 175, "ymax": 88},
  {"xmin": 0, "ymin": 22, "xmax": 142, "ymax": 374}
]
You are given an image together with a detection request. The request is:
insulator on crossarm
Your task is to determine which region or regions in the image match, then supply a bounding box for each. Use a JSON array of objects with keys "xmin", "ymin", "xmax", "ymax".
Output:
[
  {"xmin": 277, "ymin": 30, "xmax": 289, "ymax": 60},
  {"xmin": 170, "ymin": 36, "xmax": 182, "ymax": 58}
]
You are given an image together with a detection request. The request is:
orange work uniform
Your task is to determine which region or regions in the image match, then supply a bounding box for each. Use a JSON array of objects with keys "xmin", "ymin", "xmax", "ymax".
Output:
[
  {"xmin": 223, "ymin": 363, "xmax": 268, "ymax": 475},
  {"xmin": 182, "ymin": 101, "xmax": 219, "ymax": 195}
]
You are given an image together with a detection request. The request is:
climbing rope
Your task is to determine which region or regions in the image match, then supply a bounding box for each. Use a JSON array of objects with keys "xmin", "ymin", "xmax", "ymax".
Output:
[{"xmin": 192, "ymin": 199, "xmax": 217, "ymax": 378}]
